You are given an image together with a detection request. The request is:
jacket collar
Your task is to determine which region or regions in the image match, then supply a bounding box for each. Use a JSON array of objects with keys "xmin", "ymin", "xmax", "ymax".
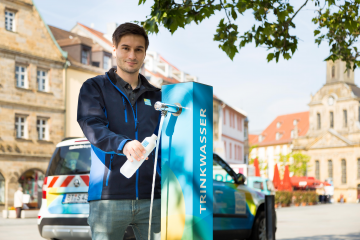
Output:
[{"xmin": 107, "ymin": 68, "xmax": 160, "ymax": 92}]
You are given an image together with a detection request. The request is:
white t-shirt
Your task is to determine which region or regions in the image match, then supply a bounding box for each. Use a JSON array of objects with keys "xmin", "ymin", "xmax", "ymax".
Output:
[{"xmin": 14, "ymin": 190, "xmax": 23, "ymax": 208}]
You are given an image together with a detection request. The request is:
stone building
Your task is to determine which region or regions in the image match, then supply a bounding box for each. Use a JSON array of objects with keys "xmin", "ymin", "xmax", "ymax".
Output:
[
  {"xmin": 294, "ymin": 60, "xmax": 360, "ymax": 203},
  {"xmin": 213, "ymin": 96, "xmax": 248, "ymax": 165},
  {"xmin": 48, "ymin": 25, "xmax": 105, "ymax": 138},
  {"xmin": 0, "ymin": 0, "xmax": 66, "ymax": 211},
  {"xmin": 249, "ymin": 111, "xmax": 309, "ymax": 179}
]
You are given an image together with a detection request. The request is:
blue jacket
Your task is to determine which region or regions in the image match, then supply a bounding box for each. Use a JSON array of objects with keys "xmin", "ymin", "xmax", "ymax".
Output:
[{"xmin": 77, "ymin": 71, "xmax": 161, "ymax": 201}]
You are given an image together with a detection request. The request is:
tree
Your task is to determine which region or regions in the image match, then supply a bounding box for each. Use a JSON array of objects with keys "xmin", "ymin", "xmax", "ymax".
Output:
[
  {"xmin": 138, "ymin": 0, "xmax": 360, "ymax": 70},
  {"xmin": 289, "ymin": 152, "xmax": 310, "ymax": 177}
]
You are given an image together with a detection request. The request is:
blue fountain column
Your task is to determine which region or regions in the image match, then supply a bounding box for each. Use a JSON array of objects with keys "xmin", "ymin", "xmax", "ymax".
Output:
[{"xmin": 161, "ymin": 82, "xmax": 213, "ymax": 240}]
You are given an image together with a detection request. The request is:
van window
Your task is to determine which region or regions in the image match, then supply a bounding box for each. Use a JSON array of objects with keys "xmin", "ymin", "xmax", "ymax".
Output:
[
  {"xmin": 253, "ymin": 181, "xmax": 264, "ymax": 190},
  {"xmin": 266, "ymin": 180, "xmax": 275, "ymax": 191},
  {"xmin": 47, "ymin": 144, "xmax": 91, "ymax": 176},
  {"xmin": 213, "ymin": 160, "xmax": 235, "ymax": 183}
]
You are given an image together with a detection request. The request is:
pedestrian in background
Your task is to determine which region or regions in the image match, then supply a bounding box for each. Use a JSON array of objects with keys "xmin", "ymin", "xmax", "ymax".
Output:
[{"xmin": 14, "ymin": 187, "xmax": 23, "ymax": 218}]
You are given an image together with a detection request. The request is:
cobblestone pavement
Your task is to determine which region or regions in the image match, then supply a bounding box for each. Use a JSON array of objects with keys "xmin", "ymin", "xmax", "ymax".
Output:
[
  {"xmin": 0, "ymin": 217, "xmax": 43, "ymax": 240},
  {"xmin": 276, "ymin": 203, "xmax": 360, "ymax": 240},
  {"xmin": 0, "ymin": 203, "xmax": 359, "ymax": 240}
]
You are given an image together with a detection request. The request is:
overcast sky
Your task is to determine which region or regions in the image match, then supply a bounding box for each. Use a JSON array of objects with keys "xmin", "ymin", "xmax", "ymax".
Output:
[{"xmin": 33, "ymin": 0, "xmax": 360, "ymax": 132}]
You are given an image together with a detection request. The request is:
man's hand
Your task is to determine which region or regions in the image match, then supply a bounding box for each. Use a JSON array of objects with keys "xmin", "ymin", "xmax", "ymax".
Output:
[{"xmin": 123, "ymin": 140, "xmax": 148, "ymax": 162}]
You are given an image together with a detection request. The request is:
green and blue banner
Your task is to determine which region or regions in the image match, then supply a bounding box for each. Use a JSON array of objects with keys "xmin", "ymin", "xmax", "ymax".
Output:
[{"xmin": 161, "ymin": 82, "xmax": 213, "ymax": 240}]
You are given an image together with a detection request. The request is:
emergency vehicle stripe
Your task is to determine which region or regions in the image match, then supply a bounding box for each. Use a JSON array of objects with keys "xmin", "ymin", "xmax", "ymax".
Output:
[
  {"xmin": 60, "ymin": 176, "xmax": 75, "ymax": 187},
  {"xmin": 48, "ymin": 176, "xmax": 59, "ymax": 188},
  {"xmin": 80, "ymin": 175, "xmax": 89, "ymax": 186}
]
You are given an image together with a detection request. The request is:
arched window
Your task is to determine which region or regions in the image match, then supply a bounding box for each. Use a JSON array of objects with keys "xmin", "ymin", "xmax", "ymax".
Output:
[
  {"xmin": 328, "ymin": 160, "xmax": 333, "ymax": 179},
  {"xmin": 315, "ymin": 160, "xmax": 320, "ymax": 180},
  {"xmin": 332, "ymin": 66, "xmax": 335, "ymax": 78},
  {"xmin": 0, "ymin": 172, "xmax": 4, "ymax": 204},
  {"xmin": 317, "ymin": 113, "xmax": 321, "ymax": 130},
  {"xmin": 341, "ymin": 159, "xmax": 346, "ymax": 184},
  {"xmin": 330, "ymin": 111, "xmax": 334, "ymax": 128},
  {"xmin": 19, "ymin": 169, "xmax": 44, "ymax": 208}
]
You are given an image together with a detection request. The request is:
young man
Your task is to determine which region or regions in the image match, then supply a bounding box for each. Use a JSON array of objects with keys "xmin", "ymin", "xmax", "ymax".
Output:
[{"xmin": 77, "ymin": 23, "xmax": 161, "ymax": 240}]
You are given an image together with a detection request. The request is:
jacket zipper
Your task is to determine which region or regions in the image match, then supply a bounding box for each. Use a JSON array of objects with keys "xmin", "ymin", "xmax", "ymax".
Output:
[
  {"xmin": 106, "ymin": 73, "xmax": 139, "ymax": 199},
  {"xmin": 106, "ymin": 154, "xmax": 114, "ymax": 186},
  {"xmin": 122, "ymin": 96, "xmax": 128, "ymax": 123}
]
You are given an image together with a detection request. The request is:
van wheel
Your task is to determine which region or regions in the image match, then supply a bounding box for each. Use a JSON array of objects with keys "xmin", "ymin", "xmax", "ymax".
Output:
[{"xmin": 250, "ymin": 211, "xmax": 266, "ymax": 240}]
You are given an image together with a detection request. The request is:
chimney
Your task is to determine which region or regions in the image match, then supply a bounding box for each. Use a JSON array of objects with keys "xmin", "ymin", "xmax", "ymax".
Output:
[{"xmin": 104, "ymin": 23, "xmax": 118, "ymax": 42}]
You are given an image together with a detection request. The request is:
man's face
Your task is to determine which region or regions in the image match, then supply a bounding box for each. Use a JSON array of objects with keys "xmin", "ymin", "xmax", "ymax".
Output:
[{"xmin": 113, "ymin": 34, "xmax": 146, "ymax": 74}]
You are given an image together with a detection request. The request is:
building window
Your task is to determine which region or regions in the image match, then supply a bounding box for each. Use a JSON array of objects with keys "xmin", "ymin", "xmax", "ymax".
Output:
[
  {"xmin": 15, "ymin": 116, "xmax": 27, "ymax": 138},
  {"xmin": 315, "ymin": 160, "xmax": 320, "ymax": 180},
  {"xmin": 332, "ymin": 66, "xmax": 335, "ymax": 78},
  {"xmin": 330, "ymin": 111, "xmax": 334, "ymax": 128},
  {"xmin": 343, "ymin": 110, "xmax": 347, "ymax": 128},
  {"xmin": 223, "ymin": 108, "xmax": 226, "ymax": 125},
  {"xmin": 37, "ymin": 118, "xmax": 48, "ymax": 140},
  {"xmin": 341, "ymin": 159, "xmax": 346, "ymax": 184},
  {"xmin": 237, "ymin": 116, "xmax": 242, "ymax": 131},
  {"xmin": 235, "ymin": 144, "xmax": 237, "ymax": 160},
  {"xmin": 357, "ymin": 158, "xmax": 360, "ymax": 179},
  {"xmin": 81, "ymin": 49, "xmax": 90, "ymax": 64},
  {"xmin": 328, "ymin": 160, "xmax": 333, "ymax": 179},
  {"xmin": 15, "ymin": 65, "xmax": 27, "ymax": 88},
  {"xmin": 317, "ymin": 113, "xmax": 321, "ymax": 130},
  {"xmin": 230, "ymin": 143, "xmax": 232, "ymax": 159},
  {"xmin": 103, "ymin": 55, "xmax": 110, "ymax": 70},
  {"xmin": 238, "ymin": 146, "xmax": 242, "ymax": 161},
  {"xmin": 37, "ymin": 70, "xmax": 48, "ymax": 92},
  {"xmin": 5, "ymin": 10, "xmax": 15, "ymax": 31},
  {"xmin": 0, "ymin": 172, "xmax": 4, "ymax": 204}
]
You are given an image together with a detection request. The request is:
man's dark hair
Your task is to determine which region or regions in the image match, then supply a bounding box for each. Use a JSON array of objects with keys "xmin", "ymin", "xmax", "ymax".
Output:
[{"xmin": 112, "ymin": 23, "xmax": 149, "ymax": 50}]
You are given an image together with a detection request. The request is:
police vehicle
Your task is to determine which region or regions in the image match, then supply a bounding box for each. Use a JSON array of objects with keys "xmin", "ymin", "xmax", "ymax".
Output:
[{"xmin": 38, "ymin": 138, "xmax": 273, "ymax": 240}]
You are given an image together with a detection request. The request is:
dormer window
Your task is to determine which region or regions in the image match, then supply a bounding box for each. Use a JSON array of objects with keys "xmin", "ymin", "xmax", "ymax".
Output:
[
  {"xmin": 276, "ymin": 122, "xmax": 281, "ymax": 128},
  {"xmin": 81, "ymin": 48, "xmax": 90, "ymax": 65},
  {"xmin": 276, "ymin": 132, "xmax": 281, "ymax": 140}
]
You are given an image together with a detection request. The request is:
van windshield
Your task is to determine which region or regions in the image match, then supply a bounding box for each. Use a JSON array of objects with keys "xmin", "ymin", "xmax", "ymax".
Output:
[{"xmin": 47, "ymin": 144, "xmax": 91, "ymax": 176}]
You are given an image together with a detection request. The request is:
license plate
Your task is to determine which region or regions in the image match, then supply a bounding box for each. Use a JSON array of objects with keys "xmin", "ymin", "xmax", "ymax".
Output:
[{"xmin": 62, "ymin": 193, "xmax": 88, "ymax": 204}]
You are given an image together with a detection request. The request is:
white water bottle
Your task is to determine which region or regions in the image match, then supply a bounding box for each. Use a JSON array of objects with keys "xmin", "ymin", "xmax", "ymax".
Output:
[{"xmin": 120, "ymin": 134, "xmax": 158, "ymax": 178}]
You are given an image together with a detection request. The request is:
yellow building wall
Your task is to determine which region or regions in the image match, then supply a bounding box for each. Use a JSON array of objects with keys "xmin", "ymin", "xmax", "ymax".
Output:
[{"xmin": 65, "ymin": 68, "xmax": 100, "ymax": 137}]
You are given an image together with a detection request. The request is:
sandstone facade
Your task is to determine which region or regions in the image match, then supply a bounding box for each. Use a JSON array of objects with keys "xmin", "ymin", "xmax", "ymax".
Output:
[
  {"xmin": 0, "ymin": 0, "xmax": 66, "ymax": 210},
  {"xmin": 294, "ymin": 60, "xmax": 360, "ymax": 203}
]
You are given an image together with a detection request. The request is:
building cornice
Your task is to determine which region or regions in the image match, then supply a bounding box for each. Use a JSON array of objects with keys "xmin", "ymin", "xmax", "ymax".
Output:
[
  {"xmin": 0, "ymin": 46, "xmax": 65, "ymax": 65},
  {"xmin": 0, "ymin": 98, "xmax": 65, "ymax": 113},
  {"xmin": 222, "ymin": 134, "xmax": 244, "ymax": 144},
  {"xmin": 2, "ymin": 0, "xmax": 33, "ymax": 8},
  {"xmin": 0, "ymin": 152, "xmax": 52, "ymax": 159}
]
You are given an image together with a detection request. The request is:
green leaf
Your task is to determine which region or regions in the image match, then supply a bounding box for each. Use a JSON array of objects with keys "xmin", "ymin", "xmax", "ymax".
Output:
[
  {"xmin": 283, "ymin": 53, "xmax": 291, "ymax": 60},
  {"xmin": 314, "ymin": 30, "xmax": 320, "ymax": 36},
  {"xmin": 231, "ymin": 8, "xmax": 237, "ymax": 20},
  {"xmin": 267, "ymin": 53, "xmax": 274, "ymax": 62}
]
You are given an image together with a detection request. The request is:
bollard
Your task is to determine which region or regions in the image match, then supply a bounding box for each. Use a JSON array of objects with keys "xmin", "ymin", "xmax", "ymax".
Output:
[{"xmin": 265, "ymin": 195, "xmax": 276, "ymax": 240}]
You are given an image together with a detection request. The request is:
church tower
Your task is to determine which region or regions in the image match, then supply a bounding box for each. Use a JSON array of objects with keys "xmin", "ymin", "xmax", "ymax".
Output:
[{"xmin": 326, "ymin": 60, "xmax": 354, "ymax": 84}]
